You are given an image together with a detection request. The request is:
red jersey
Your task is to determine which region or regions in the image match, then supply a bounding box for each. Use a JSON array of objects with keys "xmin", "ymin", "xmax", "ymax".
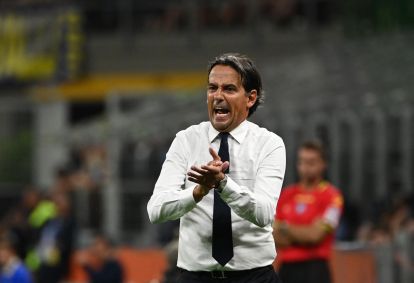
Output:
[{"xmin": 275, "ymin": 181, "xmax": 343, "ymax": 262}]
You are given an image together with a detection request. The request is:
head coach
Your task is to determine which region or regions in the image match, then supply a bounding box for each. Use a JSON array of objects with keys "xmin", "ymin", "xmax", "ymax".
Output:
[{"xmin": 147, "ymin": 53, "xmax": 286, "ymax": 282}]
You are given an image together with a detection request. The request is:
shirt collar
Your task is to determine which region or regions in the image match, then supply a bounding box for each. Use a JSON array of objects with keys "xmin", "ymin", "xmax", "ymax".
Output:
[{"xmin": 208, "ymin": 120, "xmax": 249, "ymax": 144}]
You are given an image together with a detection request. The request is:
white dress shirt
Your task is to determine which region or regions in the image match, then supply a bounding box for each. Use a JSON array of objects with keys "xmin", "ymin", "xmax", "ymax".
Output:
[{"xmin": 147, "ymin": 120, "xmax": 286, "ymax": 271}]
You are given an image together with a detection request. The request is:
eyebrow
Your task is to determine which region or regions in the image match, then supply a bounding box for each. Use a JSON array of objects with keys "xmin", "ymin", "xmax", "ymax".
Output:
[{"xmin": 207, "ymin": 83, "xmax": 238, "ymax": 88}]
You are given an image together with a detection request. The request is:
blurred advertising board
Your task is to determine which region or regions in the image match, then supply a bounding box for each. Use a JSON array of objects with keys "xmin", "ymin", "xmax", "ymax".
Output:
[{"xmin": 0, "ymin": 6, "xmax": 84, "ymax": 85}]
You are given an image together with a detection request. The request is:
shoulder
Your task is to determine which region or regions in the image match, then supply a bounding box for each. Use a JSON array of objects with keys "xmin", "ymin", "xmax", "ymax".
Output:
[
  {"xmin": 14, "ymin": 264, "xmax": 32, "ymax": 282},
  {"xmin": 322, "ymin": 182, "xmax": 344, "ymax": 206},
  {"xmin": 106, "ymin": 259, "xmax": 123, "ymax": 273},
  {"xmin": 170, "ymin": 122, "xmax": 210, "ymax": 149},
  {"xmin": 176, "ymin": 121, "xmax": 209, "ymax": 139},
  {"xmin": 246, "ymin": 121, "xmax": 284, "ymax": 148},
  {"xmin": 107, "ymin": 258, "xmax": 122, "ymax": 267}
]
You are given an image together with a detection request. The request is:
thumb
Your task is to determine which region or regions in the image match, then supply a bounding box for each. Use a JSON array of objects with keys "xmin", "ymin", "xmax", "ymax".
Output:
[
  {"xmin": 209, "ymin": 147, "xmax": 221, "ymax": 161},
  {"xmin": 221, "ymin": 161, "xmax": 229, "ymax": 172}
]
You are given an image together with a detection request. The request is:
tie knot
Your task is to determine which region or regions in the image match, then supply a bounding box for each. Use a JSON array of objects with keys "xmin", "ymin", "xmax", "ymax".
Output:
[{"xmin": 219, "ymin": 132, "xmax": 229, "ymax": 140}]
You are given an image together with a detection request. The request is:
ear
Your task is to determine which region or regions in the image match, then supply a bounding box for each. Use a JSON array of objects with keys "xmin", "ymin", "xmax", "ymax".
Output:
[{"xmin": 246, "ymin": 90, "xmax": 257, "ymax": 109}]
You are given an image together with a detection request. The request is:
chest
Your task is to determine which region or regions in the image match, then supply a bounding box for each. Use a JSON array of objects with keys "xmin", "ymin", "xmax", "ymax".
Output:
[
  {"xmin": 280, "ymin": 192, "xmax": 328, "ymax": 224},
  {"xmin": 187, "ymin": 136, "xmax": 262, "ymax": 179}
]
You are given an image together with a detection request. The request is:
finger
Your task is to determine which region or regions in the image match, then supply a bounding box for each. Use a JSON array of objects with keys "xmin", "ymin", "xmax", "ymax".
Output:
[
  {"xmin": 209, "ymin": 147, "xmax": 221, "ymax": 161},
  {"xmin": 188, "ymin": 177, "xmax": 202, "ymax": 184},
  {"xmin": 207, "ymin": 160, "xmax": 223, "ymax": 167},
  {"xmin": 200, "ymin": 164, "xmax": 222, "ymax": 174},
  {"xmin": 190, "ymin": 166, "xmax": 209, "ymax": 175},
  {"xmin": 187, "ymin": 171, "xmax": 204, "ymax": 179},
  {"xmin": 221, "ymin": 161, "xmax": 230, "ymax": 172}
]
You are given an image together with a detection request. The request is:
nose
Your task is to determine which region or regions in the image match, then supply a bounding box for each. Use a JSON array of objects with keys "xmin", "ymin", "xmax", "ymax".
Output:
[{"xmin": 213, "ymin": 87, "xmax": 224, "ymax": 101}]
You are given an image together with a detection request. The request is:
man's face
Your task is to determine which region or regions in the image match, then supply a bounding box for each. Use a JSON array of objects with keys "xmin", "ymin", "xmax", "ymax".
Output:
[
  {"xmin": 297, "ymin": 149, "xmax": 326, "ymax": 182},
  {"xmin": 0, "ymin": 245, "xmax": 10, "ymax": 266},
  {"xmin": 91, "ymin": 238, "xmax": 108, "ymax": 260},
  {"xmin": 207, "ymin": 65, "xmax": 257, "ymax": 132}
]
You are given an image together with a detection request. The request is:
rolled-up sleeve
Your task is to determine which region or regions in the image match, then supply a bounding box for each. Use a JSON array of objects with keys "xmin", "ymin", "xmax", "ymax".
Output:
[
  {"xmin": 147, "ymin": 133, "xmax": 197, "ymax": 223},
  {"xmin": 219, "ymin": 137, "xmax": 286, "ymax": 227}
]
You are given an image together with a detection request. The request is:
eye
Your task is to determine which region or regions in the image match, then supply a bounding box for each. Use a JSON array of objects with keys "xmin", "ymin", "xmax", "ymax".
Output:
[
  {"xmin": 207, "ymin": 85, "xmax": 217, "ymax": 92},
  {"xmin": 224, "ymin": 86, "xmax": 236, "ymax": 92}
]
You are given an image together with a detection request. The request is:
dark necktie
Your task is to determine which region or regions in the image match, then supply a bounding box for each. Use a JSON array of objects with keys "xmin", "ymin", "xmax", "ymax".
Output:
[{"xmin": 212, "ymin": 132, "xmax": 234, "ymax": 266}]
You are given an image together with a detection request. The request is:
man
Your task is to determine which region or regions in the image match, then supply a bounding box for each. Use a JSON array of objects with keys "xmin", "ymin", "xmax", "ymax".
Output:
[
  {"xmin": 78, "ymin": 234, "xmax": 124, "ymax": 283},
  {"xmin": 147, "ymin": 53, "xmax": 286, "ymax": 282},
  {"xmin": 0, "ymin": 232, "xmax": 33, "ymax": 283},
  {"xmin": 36, "ymin": 192, "xmax": 75, "ymax": 283},
  {"xmin": 273, "ymin": 141, "xmax": 343, "ymax": 283}
]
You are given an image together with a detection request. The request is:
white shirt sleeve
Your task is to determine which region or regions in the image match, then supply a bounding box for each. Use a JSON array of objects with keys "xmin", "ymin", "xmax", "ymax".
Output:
[
  {"xmin": 147, "ymin": 133, "xmax": 197, "ymax": 223},
  {"xmin": 219, "ymin": 138, "xmax": 286, "ymax": 228}
]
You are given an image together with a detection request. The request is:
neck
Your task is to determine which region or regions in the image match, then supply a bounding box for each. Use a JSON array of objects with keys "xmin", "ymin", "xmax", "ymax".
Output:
[{"xmin": 300, "ymin": 178, "xmax": 323, "ymax": 190}]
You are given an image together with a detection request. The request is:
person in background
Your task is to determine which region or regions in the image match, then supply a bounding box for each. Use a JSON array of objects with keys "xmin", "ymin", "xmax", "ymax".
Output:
[
  {"xmin": 273, "ymin": 141, "xmax": 343, "ymax": 283},
  {"xmin": 36, "ymin": 192, "xmax": 75, "ymax": 283},
  {"xmin": 0, "ymin": 232, "xmax": 33, "ymax": 283},
  {"xmin": 78, "ymin": 234, "xmax": 123, "ymax": 283}
]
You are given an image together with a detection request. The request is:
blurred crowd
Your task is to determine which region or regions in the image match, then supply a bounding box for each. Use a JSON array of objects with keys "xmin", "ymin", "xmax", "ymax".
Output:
[
  {"xmin": 357, "ymin": 194, "xmax": 414, "ymax": 276},
  {"xmin": 357, "ymin": 194, "xmax": 414, "ymax": 246},
  {"xmin": 0, "ymin": 143, "xmax": 117, "ymax": 283},
  {"xmin": 1, "ymin": 0, "xmax": 335, "ymax": 31},
  {"xmin": 127, "ymin": 0, "xmax": 334, "ymax": 31},
  {"xmin": 0, "ymin": 187, "xmax": 75, "ymax": 283}
]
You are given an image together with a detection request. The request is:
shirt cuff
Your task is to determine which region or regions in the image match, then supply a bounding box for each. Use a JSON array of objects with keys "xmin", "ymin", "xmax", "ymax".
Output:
[
  {"xmin": 181, "ymin": 186, "xmax": 197, "ymax": 210},
  {"xmin": 218, "ymin": 176, "xmax": 241, "ymax": 202}
]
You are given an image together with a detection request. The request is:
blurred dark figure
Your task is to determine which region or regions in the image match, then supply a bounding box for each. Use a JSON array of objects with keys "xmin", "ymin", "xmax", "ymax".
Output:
[
  {"xmin": 219, "ymin": 0, "xmax": 247, "ymax": 27},
  {"xmin": 260, "ymin": 0, "xmax": 298, "ymax": 26},
  {"xmin": 4, "ymin": 189, "xmax": 43, "ymax": 263},
  {"xmin": 0, "ymin": 232, "xmax": 33, "ymax": 283},
  {"xmin": 2, "ymin": 209, "xmax": 29, "ymax": 262},
  {"xmin": 156, "ymin": 220, "xmax": 179, "ymax": 247},
  {"xmin": 336, "ymin": 199, "xmax": 360, "ymax": 241},
  {"xmin": 78, "ymin": 234, "xmax": 123, "ymax": 283},
  {"xmin": 51, "ymin": 166, "xmax": 76, "ymax": 194},
  {"xmin": 259, "ymin": 0, "xmax": 335, "ymax": 27},
  {"xmin": 387, "ymin": 196, "xmax": 412, "ymax": 237},
  {"xmin": 36, "ymin": 192, "xmax": 75, "ymax": 283},
  {"xmin": 161, "ymin": 232, "xmax": 179, "ymax": 283}
]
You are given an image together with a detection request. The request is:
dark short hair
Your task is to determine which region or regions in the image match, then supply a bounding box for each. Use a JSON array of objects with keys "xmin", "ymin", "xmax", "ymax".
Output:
[
  {"xmin": 92, "ymin": 231, "xmax": 116, "ymax": 247},
  {"xmin": 207, "ymin": 53, "xmax": 263, "ymax": 117},
  {"xmin": 299, "ymin": 140, "xmax": 327, "ymax": 161}
]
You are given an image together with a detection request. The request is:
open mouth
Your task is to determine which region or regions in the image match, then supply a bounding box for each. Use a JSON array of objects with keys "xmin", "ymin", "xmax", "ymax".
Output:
[
  {"xmin": 214, "ymin": 106, "xmax": 231, "ymax": 120},
  {"xmin": 214, "ymin": 107, "xmax": 230, "ymax": 115}
]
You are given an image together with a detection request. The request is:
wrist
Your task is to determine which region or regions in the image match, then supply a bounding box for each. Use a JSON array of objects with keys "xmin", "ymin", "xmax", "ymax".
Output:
[
  {"xmin": 193, "ymin": 185, "xmax": 209, "ymax": 202},
  {"xmin": 215, "ymin": 174, "xmax": 227, "ymax": 192}
]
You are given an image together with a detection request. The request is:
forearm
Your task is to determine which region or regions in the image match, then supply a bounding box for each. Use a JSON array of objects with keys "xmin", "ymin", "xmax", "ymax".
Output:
[
  {"xmin": 147, "ymin": 186, "xmax": 196, "ymax": 223},
  {"xmin": 147, "ymin": 134, "xmax": 199, "ymax": 223},
  {"xmin": 220, "ymin": 144, "xmax": 285, "ymax": 227},
  {"xmin": 220, "ymin": 176, "xmax": 283, "ymax": 227},
  {"xmin": 279, "ymin": 220, "xmax": 328, "ymax": 245},
  {"xmin": 273, "ymin": 225, "xmax": 292, "ymax": 248}
]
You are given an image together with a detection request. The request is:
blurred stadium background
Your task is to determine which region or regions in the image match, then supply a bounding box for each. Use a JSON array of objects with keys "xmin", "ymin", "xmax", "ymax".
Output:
[{"xmin": 0, "ymin": 0, "xmax": 413, "ymax": 282}]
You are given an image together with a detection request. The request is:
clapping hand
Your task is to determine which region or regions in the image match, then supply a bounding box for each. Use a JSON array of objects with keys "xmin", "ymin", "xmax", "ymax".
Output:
[{"xmin": 188, "ymin": 147, "xmax": 229, "ymax": 202}]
